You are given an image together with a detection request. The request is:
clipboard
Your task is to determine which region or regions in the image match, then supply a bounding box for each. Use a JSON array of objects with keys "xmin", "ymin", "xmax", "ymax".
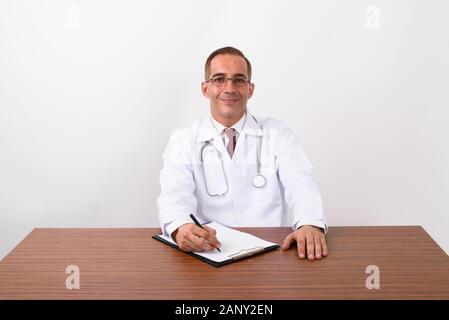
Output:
[{"xmin": 152, "ymin": 222, "xmax": 280, "ymax": 267}]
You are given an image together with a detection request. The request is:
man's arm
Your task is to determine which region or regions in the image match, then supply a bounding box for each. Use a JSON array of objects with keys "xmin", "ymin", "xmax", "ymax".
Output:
[
  {"xmin": 157, "ymin": 129, "xmax": 198, "ymax": 235},
  {"xmin": 275, "ymin": 124, "xmax": 328, "ymax": 260},
  {"xmin": 157, "ymin": 129, "xmax": 220, "ymax": 252}
]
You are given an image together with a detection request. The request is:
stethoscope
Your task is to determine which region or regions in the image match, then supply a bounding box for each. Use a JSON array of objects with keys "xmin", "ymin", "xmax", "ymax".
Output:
[{"xmin": 200, "ymin": 116, "xmax": 266, "ymax": 197}]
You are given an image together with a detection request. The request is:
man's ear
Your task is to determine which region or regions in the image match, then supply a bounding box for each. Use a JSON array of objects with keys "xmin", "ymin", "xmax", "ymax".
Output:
[
  {"xmin": 247, "ymin": 83, "xmax": 255, "ymax": 99},
  {"xmin": 201, "ymin": 82, "xmax": 209, "ymax": 98}
]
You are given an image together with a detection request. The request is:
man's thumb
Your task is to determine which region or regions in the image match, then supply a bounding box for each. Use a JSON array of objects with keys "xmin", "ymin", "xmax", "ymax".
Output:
[{"xmin": 281, "ymin": 234, "xmax": 293, "ymax": 250}]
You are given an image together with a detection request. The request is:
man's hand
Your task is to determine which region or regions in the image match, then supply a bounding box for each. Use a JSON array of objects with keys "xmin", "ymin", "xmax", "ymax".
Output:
[
  {"xmin": 172, "ymin": 223, "xmax": 221, "ymax": 252},
  {"xmin": 281, "ymin": 225, "xmax": 328, "ymax": 260}
]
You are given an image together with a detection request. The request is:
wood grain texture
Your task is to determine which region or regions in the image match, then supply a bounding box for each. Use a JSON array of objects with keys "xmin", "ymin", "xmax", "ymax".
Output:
[{"xmin": 0, "ymin": 226, "xmax": 448, "ymax": 299}]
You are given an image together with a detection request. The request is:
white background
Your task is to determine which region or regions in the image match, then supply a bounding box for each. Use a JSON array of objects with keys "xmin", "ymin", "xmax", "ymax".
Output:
[{"xmin": 1, "ymin": 0, "xmax": 448, "ymax": 260}]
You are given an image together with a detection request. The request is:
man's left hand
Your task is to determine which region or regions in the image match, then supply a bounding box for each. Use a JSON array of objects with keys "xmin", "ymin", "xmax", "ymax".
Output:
[{"xmin": 281, "ymin": 225, "xmax": 328, "ymax": 261}]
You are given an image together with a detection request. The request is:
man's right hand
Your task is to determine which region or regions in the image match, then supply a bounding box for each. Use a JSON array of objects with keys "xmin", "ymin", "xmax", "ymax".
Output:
[{"xmin": 172, "ymin": 223, "xmax": 221, "ymax": 252}]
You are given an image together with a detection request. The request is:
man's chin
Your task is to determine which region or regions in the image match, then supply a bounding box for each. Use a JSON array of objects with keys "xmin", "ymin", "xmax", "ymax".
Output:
[
  {"xmin": 218, "ymin": 103, "xmax": 245, "ymax": 112},
  {"xmin": 220, "ymin": 108, "xmax": 245, "ymax": 118}
]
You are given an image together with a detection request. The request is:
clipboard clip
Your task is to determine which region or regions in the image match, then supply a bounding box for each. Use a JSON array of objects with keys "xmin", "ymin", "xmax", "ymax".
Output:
[{"xmin": 228, "ymin": 246, "xmax": 265, "ymax": 260}]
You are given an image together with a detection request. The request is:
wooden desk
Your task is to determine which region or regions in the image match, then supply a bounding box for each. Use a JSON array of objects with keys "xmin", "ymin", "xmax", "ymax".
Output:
[{"xmin": 0, "ymin": 226, "xmax": 448, "ymax": 299}]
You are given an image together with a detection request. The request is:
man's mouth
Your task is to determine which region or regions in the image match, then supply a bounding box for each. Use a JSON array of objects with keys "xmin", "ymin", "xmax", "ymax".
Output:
[{"xmin": 219, "ymin": 97, "xmax": 239, "ymax": 104}]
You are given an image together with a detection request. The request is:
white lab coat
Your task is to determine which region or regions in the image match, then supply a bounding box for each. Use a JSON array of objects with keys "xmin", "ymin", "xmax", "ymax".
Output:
[{"xmin": 157, "ymin": 111, "xmax": 327, "ymax": 236}]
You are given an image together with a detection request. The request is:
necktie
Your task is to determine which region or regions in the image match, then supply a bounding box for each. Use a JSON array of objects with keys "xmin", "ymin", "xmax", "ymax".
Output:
[{"xmin": 223, "ymin": 128, "xmax": 237, "ymax": 158}]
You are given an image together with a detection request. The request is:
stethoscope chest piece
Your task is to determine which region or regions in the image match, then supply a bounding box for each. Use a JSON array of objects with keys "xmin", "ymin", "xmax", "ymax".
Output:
[{"xmin": 252, "ymin": 174, "xmax": 266, "ymax": 188}]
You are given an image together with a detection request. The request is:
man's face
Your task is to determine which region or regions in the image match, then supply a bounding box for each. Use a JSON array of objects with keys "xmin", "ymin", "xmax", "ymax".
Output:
[{"xmin": 202, "ymin": 54, "xmax": 254, "ymax": 124}]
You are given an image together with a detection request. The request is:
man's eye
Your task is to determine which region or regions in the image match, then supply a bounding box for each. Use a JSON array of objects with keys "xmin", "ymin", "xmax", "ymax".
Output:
[
  {"xmin": 234, "ymin": 78, "xmax": 246, "ymax": 84},
  {"xmin": 213, "ymin": 77, "xmax": 226, "ymax": 84}
]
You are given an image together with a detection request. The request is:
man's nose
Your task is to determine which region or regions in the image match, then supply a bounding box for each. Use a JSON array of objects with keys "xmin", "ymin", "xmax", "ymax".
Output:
[{"xmin": 223, "ymin": 78, "xmax": 237, "ymax": 92}]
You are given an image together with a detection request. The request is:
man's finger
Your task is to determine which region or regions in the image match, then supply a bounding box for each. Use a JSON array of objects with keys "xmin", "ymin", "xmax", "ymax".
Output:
[
  {"xmin": 281, "ymin": 233, "xmax": 294, "ymax": 250},
  {"xmin": 195, "ymin": 226, "xmax": 219, "ymax": 246},
  {"xmin": 179, "ymin": 238, "xmax": 196, "ymax": 252},
  {"xmin": 306, "ymin": 234, "xmax": 315, "ymax": 260},
  {"xmin": 203, "ymin": 226, "xmax": 221, "ymax": 248},
  {"xmin": 188, "ymin": 233, "xmax": 215, "ymax": 251},
  {"xmin": 204, "ymin": 226, "xmax": 217, "ymax": 236},
  {"xmin": 296, "ymin": 236, "xmax": 306, "ymax": 259},
  {"xmin": 314, "ymin": 235, "xmax": 322, "ymax": 259},
  {"xmin": 194, "ymin": 226, "xmax": 210, "ymax": 239},
  {"xmin": 321, "ymin": 235, "xmax": 328, "ymax": 257}
]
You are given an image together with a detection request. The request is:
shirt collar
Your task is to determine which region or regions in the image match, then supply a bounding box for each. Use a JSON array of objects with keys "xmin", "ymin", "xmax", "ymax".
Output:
[
  {"xmin": 210, "ymin": 113, "xmax": 246, "ymax": 136},
  {"xmin": 196, "ymin": 110, "xmax": 263, "ymax": 143}
]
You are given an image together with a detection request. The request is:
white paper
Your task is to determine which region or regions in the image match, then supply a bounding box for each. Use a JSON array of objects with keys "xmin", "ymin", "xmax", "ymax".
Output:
[{"xmin": 158, "ymin": 222, "xmax": 278, "ymax": 263}]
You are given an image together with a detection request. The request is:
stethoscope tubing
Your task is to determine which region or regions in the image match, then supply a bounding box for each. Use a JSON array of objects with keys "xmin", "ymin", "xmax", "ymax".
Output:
[{"xmin": 200, "ymin": 116, "xmax": 266, "ymax": 196}]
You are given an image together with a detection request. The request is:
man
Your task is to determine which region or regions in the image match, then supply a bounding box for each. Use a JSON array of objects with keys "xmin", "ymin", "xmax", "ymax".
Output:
[{"xmin": 158, "ymin": 47, "xmax": 328, "ymax": 261}]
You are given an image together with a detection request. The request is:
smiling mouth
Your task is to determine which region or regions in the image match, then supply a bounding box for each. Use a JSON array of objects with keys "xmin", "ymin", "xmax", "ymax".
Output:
[{"xmin": 220, "ymin": 98, "xmax": 239, "ymax": 104}]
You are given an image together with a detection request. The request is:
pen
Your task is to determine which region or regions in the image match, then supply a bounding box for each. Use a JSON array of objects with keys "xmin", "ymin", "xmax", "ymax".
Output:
[{"xmin": 189, "ymin": 214, "xmax": 221, "ymax": 252}]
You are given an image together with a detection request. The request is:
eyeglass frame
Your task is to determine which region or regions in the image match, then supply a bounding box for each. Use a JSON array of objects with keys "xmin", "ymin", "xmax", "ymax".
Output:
[{"xmin": 205, "ymin": 73, "xmax": 251, "ymax": 87}]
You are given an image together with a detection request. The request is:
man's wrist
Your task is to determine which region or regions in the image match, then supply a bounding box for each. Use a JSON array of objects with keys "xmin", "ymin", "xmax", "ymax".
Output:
[{"xmin": 297, "ymin": 224, "xmax": 325, "ymax": 234}]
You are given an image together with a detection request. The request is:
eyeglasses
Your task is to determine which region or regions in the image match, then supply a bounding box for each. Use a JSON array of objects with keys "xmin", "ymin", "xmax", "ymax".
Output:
[{"xmin": 206, "ymin": 76, "xmax": 250, "ymax": 87}]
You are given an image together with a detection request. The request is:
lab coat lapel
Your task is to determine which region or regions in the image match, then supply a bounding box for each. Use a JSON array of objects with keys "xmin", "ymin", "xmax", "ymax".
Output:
[
  {"xmin": 234, "ymin": 112, "xmax": 264, "ymax": 163},
  {"xmin": 242, "ymin": 112, "xmax": 264, "ymax": 137},
  {"xmin": 196, "ymin": 116, "xmax": 229, "ymax": 163}
]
